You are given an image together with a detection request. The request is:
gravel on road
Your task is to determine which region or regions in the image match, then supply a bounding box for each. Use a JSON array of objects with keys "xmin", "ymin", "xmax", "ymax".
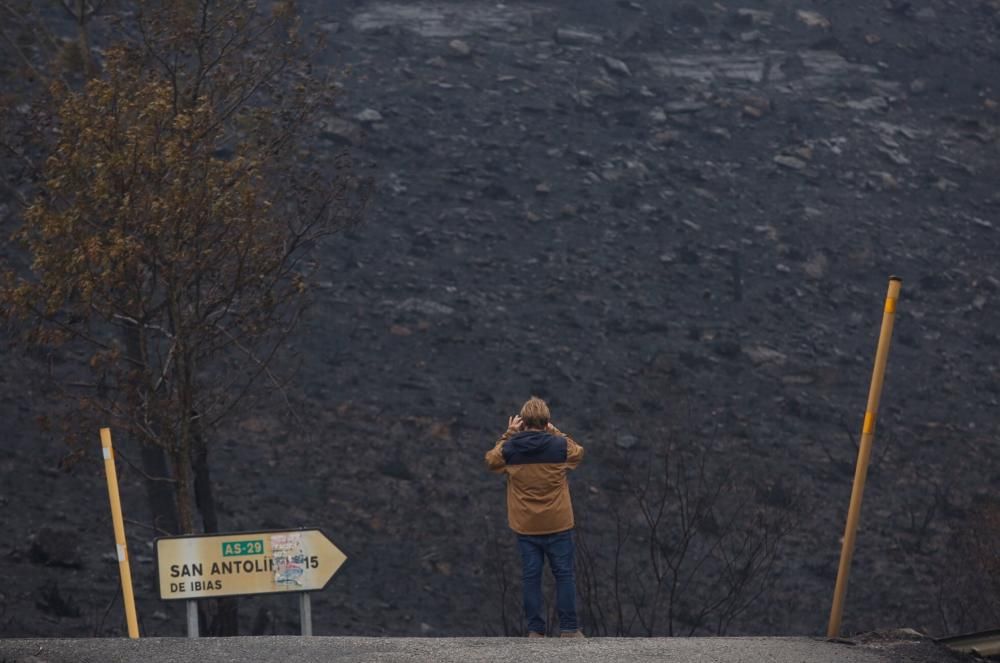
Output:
[{"xmin": 0, "ymin": 635, "xmax": 971, "ymax": 663}]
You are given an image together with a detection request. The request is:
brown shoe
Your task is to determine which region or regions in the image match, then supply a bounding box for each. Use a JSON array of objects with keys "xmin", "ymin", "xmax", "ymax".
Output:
[
  {"xmin": 560, "ymin": 630, "xmax": 586, "ymax": 638},
  {"xmin": 527, "ymin": 631, "xmax": 545, "ymax": 638}
]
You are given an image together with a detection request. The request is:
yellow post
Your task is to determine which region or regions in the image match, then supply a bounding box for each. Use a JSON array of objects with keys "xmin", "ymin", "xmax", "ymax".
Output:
[
  {"xmin": 101, "ymin": 428, "xmax": 140, "ymax": 639},
  {"xmin": 827, "ymin": 277, "xmax": 902, "ymax": 638}
]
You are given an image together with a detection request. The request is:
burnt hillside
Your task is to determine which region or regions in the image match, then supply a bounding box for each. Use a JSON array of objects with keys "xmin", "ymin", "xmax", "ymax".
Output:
[{"xmin": 2, "ymin": 0, "xmax": 1000, "ymax": 639}]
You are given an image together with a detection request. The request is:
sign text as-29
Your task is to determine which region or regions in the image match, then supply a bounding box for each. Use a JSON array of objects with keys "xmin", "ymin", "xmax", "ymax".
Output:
[
  {"xmin": 222, "ymin": 539, "xmax": 264, "ymax": 556},
  {"xmin": 155, "ymin": 529, "xmax": 346, "ymax": 600}
]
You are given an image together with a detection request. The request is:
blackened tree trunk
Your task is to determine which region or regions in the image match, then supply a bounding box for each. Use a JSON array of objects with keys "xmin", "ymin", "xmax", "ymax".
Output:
[
  {"xmin": 193, "ymin": 421, "xmax": 238, "ymax": 636},
  {"xmin": 123, "ymin": 321, "xmax": 179, "ymax": 536}
]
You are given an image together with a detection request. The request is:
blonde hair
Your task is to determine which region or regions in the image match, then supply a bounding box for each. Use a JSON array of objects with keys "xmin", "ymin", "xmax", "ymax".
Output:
[{"xmin": 519, "ymin": 396, "xmax": 550, "ymax": 429}]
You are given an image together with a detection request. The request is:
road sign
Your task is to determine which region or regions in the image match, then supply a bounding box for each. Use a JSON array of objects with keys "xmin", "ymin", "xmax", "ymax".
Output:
[{"xmin": 155, "ymin": 529, "xmax": 346, "ymax": 601}]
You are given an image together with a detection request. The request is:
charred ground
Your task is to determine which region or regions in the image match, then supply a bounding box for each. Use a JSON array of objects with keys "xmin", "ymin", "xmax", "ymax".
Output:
[{"xmin": 2, "ymin": 0, "xmax": 1000, "ymax": 639}]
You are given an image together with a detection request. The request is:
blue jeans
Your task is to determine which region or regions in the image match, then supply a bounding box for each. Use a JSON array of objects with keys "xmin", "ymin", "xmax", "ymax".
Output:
[{"xmin": 517, "ymin": 529, "xmax": 578, "ymax": 634}]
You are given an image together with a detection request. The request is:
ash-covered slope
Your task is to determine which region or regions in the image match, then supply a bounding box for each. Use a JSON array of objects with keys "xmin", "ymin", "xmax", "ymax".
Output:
[{"xmin": 3, "ymin": 0, "xmax": 1000, "ymax": 639}]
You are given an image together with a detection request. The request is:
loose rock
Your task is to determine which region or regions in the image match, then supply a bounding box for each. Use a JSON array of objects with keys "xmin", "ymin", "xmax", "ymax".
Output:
[
  {"xmin": 774, "ymin": 155, "xmax": 807, "ymax": 170},
  {"xmin": 796, "ymin": 10, "xmax": 831, "ymax": 28},
  {"xmin": 554, "ymin": 27, "xmax": 603, "ymax": 46},
  {"xmin": 745, "ymin": 345, "xmax": 788, "ymax": 365},
  {"xmin": 846, "ymin": 96, "xmax": 889, "ymax": 112},
  {"xmin": 875, "ymin": 171, "xmax": 900, "ymax": 190},
  {"xmin": 730, "ymin": 8, "xmax": 773, "ymax": 26},
  {"xmin": 616, "ymin": 433, "xmax": 639, "ymax": 450},
  {"xmin": 355, "ymin": 108, "xmax": 384, "ymax": 124},
  {"xmin": 663, "ymin": 100, "xmax": 707, "ymax": 114},
  {"xmin": 602, "ymin": 55, "xmax": 632, "ymax": 78},
  {"xmin": 742, "ymin": 95, "xmax": 770, "ymax": 118},
  {"xmin": 448, "ymin": 39, "xmax": 472, "ymax": 57},
  {"xmin": 318, "ymin": 116, "xmax": 362, "ymax": 145}
]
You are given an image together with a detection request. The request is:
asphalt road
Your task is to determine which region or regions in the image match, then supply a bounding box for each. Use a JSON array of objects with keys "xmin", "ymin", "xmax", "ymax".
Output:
[{"xmin": 0, "ymin": 636, "xmax": 967, "ymax": 663}]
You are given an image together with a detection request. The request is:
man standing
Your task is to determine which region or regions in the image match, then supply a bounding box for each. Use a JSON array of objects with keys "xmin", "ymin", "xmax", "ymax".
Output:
[{"xmin": 485, "ymin": 396, "xmax": 585, "ymax": 638}]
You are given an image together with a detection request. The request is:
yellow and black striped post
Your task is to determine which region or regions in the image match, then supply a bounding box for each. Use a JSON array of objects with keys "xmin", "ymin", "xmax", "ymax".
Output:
[
  {"xmin": 101, "ymin": 427, "xmax": 140, "ymax": 639},
  {"xmin": 827, "ymin": 277, "xmax": 902, "ymax": 638}
]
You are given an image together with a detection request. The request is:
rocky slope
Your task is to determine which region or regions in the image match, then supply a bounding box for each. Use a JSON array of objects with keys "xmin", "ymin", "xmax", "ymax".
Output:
[{"xmin": 2, "ymin": 0, "xmax": 1000, "ymax": 639}]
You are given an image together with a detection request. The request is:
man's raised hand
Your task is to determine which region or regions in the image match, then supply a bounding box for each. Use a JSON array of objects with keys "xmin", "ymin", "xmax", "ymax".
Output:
[{"xmin": 508, "ymin": 415, "xmax": 524, "ymax": 432}]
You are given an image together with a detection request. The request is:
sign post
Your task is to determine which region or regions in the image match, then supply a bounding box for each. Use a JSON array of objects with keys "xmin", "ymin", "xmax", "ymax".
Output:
[
  {"xmin": 186, "ymin": 600, "xmax": 199, "ymax": 638},
  {"xmin": 100, "ymin": 428, "xmax": 140, "ymax": 639},
  {"xmin": 827, "ymin": 277, "xmax": 902, "ymax": 638},
  {"xmin": 155, "ymin": 528, "xmax": 346, "ymax": 636},
  {"xmin": 300, "ymin": 593, "xmax": 313, "ymax": 636}
]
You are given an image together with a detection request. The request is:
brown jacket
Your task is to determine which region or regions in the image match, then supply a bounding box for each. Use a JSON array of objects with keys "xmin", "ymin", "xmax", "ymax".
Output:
[{"xmin": 485, "ymin": 425, "xmax": 585, "ymax": 535}]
